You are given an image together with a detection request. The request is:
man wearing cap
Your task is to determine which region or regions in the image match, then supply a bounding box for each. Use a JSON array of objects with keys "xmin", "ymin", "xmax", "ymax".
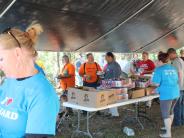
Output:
[{"xmin": 167, "ymin": 48, "xmax": 184, "ymax": 126}]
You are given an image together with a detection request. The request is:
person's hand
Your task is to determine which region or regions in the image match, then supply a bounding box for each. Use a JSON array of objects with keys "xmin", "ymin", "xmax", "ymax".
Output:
[
  {"xmin": 84, "ymin": 74, "xmax": 91, "ymax": 80},
  {"xmin": 151, "ymin": 88, "xmax": 158, "ymax": 94},
  {"xmin": 63, "ymin": 70, "xmax": 68, "ymax": 76},
  {"xmin": 57, "ymin": 75, "xmax": 62, "ymax": 79}
]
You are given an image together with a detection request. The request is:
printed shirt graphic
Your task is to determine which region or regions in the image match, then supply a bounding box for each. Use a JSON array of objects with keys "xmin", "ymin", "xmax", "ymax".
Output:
[
  {"xmin": 152, "ymin": 64, "xmax": 180, "ymax": 100},
  {"xmin": 139, "ymin": 59, "xmax": 155, "ymax": 75},
  {"xmin": 0, "ymin": 73, "xmax": 59, "ymax": 138},
  {"xmin": 1, "ymin": 97, "xmax": 13, "ymax": 106}
]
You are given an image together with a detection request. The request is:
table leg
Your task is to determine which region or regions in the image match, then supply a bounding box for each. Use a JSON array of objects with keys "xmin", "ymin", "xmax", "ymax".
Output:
[
  {"xmin": 71, "ymin": 110, "xmax": 81, "ymax": 138},
  {"xmin": 137, "ymin": 102, "xmax": 156, "ymax": 128},
  {"xmin": 135, "ymin": 103, "xmax": 144, "ymax": 129},
  {"xmin": 122, "ymin": 102, "xmax": 146, "ymax": 130},
  {"xmin": 77, "ymin": 110, "xmax": 80, "ymax": 131},
  {"xmin": 86, "ymin": 112, "xmax": 93, "ymax": 138},
  {"xmin": 71, "ymin": 110, "xmax": 93, "ymax": 138}
]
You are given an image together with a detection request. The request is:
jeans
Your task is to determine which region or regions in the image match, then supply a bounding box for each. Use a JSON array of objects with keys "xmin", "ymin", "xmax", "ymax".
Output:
[{"xmin": 173, "ymin": 90, "xmax": 184, "ymax": 126}]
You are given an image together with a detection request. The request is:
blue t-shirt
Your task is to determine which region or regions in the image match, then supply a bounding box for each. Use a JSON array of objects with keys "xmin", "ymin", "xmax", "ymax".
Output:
[
  {"xmin": 34, "ymin": 64, "xmax": 45, "ymax": 76},
  {"xmin": 152, "ymin": 64, "xmax": 180, "ymax": 100},
  {"xmin": 0, "ymin": 73, "xmax": 59, "ymax": 138}
]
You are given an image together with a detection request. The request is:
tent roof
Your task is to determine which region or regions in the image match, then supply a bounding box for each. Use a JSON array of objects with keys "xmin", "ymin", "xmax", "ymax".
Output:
[{"xmin": 0, "ymin": 0, "xmax": 184, "ymax": 53}]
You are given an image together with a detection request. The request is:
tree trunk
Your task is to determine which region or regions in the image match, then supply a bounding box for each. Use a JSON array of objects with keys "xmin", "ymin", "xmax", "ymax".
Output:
[{"xmin": 57, "ymin": 52, "xmax": 60, "ymax": 74}]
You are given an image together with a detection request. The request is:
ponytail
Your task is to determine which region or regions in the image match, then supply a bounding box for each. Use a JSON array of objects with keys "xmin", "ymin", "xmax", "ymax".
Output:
[
  {"xmin": 0, "ymin": 21, "xmax": 43, "ymax": 58},
  {"xmin": 26, "ymin": 22, "xmax": 43, "ymax": 45}
]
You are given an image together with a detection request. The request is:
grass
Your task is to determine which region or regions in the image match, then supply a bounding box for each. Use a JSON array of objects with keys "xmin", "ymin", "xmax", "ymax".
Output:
[{"xmin": 55, "ymin": 103, "xmax": 184, "ymax": 138}]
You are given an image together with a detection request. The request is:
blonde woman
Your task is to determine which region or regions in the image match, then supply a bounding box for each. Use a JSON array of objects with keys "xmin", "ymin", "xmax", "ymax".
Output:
[{"xmin": 0, "ymin": 24, "xmax": 59, "ymax": 138}]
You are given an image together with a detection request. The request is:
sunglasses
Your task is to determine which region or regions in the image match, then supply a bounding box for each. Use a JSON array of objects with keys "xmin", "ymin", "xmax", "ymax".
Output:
[{"xmin": 2, "ymin": 28, "xmax": 21, "ymax": 48}]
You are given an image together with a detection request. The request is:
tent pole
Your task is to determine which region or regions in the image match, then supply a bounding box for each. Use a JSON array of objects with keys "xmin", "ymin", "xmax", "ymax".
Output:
[{"xmin": 0, "ymin": 0, "xmax": 17, "ymax": 18}]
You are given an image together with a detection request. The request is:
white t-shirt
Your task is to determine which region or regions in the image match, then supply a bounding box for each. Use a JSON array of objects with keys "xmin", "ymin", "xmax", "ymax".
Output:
[{"xmin": 172, "ymin": 57, "xmax": 184, "ymax": 90}]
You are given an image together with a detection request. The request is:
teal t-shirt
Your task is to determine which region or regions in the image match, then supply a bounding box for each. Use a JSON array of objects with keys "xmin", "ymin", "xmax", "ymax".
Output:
[
  {"xmin": 152, "ymin": 64, "xmax": 180, "ymax": 100},
  {"xmin": 0, "ymin": 73, "xmax": 59, "ymax": 138}
]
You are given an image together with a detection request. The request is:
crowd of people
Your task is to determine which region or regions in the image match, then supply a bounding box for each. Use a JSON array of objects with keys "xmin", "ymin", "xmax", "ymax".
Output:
[
  {"xmin": 58, "ymin": 49, "xmax": 184, "ymax": 138},
  {"xmin": 0, "ymin": 22, "xmax": 184, "ymax": 138}
]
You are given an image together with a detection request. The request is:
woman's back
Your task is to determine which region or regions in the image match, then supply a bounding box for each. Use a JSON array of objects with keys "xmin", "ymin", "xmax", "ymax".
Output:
[{"xmin": 153, "ymin": 64, "xmax": 180, "ymax": 100}]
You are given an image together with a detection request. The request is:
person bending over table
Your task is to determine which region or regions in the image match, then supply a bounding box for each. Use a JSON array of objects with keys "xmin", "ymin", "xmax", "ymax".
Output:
[
  {"xmin": 152, "ymin": 53, "xmax": 180, "ymax": 138},
  {"xmin": 104, "ymin": 52, "xmax": 122, "ymax": 117},
  {"xmin": 79, "ymin": 53, "xmax": 102, "ymax": 88},
  {"xmin": 0, "ymin": 24, "xmax": 59, "ymax": 138}
]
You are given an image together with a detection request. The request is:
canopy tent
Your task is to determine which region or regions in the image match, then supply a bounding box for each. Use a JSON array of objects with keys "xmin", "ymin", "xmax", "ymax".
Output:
[{"xmin": 0, "ymin": 0, "xmax": 184, "ymax": 53}]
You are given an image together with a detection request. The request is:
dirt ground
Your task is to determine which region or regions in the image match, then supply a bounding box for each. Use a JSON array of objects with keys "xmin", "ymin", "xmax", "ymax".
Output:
[{"xmin": 55, "ymin": 101, "xmax": 184, "ymax": 138}]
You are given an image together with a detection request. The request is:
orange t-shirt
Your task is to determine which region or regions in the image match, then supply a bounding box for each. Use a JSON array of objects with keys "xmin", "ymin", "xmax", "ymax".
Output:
[
  {"xmin": 60, "ymin": 63, "xmax": 75, "ymax": 90},
  {"xmin": 79, "ymin": 62, "xmax": 102, "ymax": 83}
]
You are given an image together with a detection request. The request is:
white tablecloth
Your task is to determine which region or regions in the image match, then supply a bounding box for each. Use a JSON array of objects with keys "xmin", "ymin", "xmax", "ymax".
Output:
[{"xmin": 63, "ymin": 94, "xmax": 159, "ymax": 112}]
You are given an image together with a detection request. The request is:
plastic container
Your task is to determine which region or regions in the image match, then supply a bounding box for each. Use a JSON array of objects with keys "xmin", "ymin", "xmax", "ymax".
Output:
[{"xmin": 123, "ymin": 127, "xmax": 135, "ymax": 136}]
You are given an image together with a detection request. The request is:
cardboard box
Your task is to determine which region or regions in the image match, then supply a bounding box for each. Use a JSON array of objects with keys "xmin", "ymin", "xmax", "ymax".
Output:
[
  {"xmin": 113, "ymin": 88, "xmax": 128, "ymax": 95},
  {"xmin": 145, "ymin": 86, "xmax": 156, "ymax": 96},
  {"xmin": 78, "ymin": 90, "xmax": 108, "ymax": 108},
  {"xmin": 68, "ymin": 88, "xmax": 109, "ymax": 108},
  {"xmin": 106, "ymin": 90, "xmax": 117, "ymax": 105},
  {"xmin": 129, "ymin": 88, "xmax": 145, "ymax": 99},
  {"xmin": 68, "ymin": 88, "xmax": 79, "ymax": 104},
  {"xmin": 114, "ymin": 89, "xmax": 123, "ymax": 95},
  {"xmin": 117, "ymin": 94, "xmax": 129, "ymax": 100}
]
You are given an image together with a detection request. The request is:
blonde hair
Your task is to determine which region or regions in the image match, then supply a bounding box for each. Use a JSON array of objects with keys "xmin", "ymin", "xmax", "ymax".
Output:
[
  {"xmin": 26, "ymin": 22, "xmax": 43, "ymax": 44},
  {"xmin": 0, "ymin": 22, "xmax": 43, "ymax": 57}
]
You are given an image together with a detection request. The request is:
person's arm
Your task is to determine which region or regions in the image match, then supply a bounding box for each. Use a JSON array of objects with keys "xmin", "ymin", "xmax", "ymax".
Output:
[
  {"xmin": 130, "ymin": 63, "xmax": 136, "ymax": 75},
  {"xmin": 112, "ymin": 63, "xmax": 122, "ymax": 79},
  {"xmin": 57, "ymin": 68, "xmax": 64, "ymax": 79},
  {"xmin": 97, "ymin": 63, "xmax": 102, "ymax": 71},
  {"xmin": 67, "ymin": 65, "xmax": 75, "ymax": 77},
  {"xmin": 151, "ymin": 68, "xmax": 161, "ymax": 93},
  {"xmin": 173, "ymin": 61, "xmax": 182, "ymax": 86},
  {"xmin": 103, "ymin": 64, "xmax": 107, "ymax": 72},
  {"xmin": 57, "ymin": 74, "xmax": 69, "ymax": 79},
  {"xmin": 57, "ymin": 66, "xmax": 72, "ymax": 79},
  {"xmin": 178, "ymin": 71, "xmax": 182, "ymax": 86},
  {"xmin": 26, "ymin": 88, "xmax": 59, "ymax": 136},
  {"xmin": 79, "ymin": 64, "xmax": 85, "ymax": 77},
  {"xmin": 143, "ymin": 70, "xmax": 154, "ymax": 74},
  {"xmin": 150, "ymin": 60, "xmax": 156, "ymax": 70}
]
